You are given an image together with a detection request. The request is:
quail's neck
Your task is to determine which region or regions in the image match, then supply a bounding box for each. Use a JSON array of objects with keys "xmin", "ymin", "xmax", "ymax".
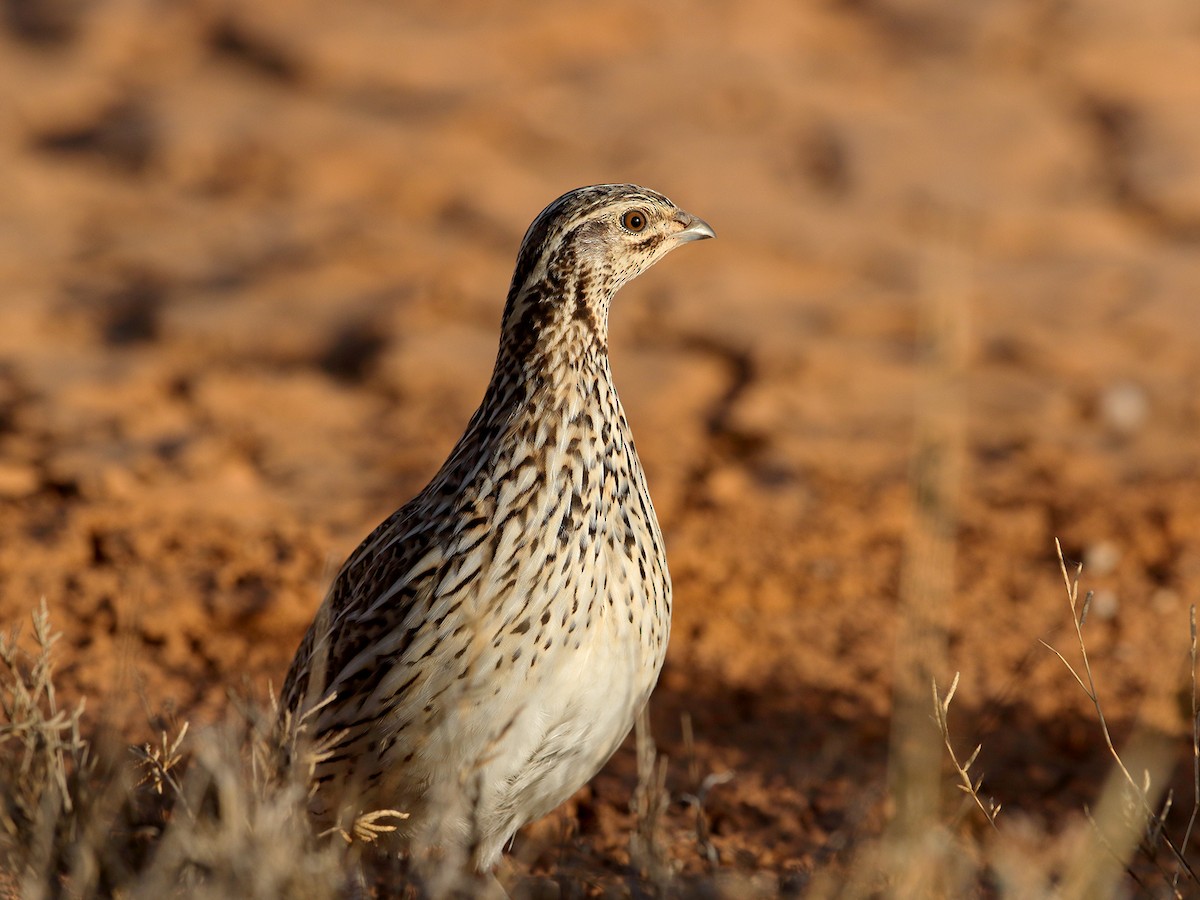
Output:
[
  {"xmin": 486, "ymin": 320, "xmax": 614, "ymax": 419},
  {"xmin": 499, "ymin": 252, "xmax": 615, "ymax": 356}
]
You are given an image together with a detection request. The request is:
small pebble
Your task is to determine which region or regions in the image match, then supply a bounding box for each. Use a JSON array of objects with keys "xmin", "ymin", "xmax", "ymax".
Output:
[
  {"xmin": 1085, "ymin": 540, "xmax": 1121, "ymax": 577},
  {"xmin": 1100, "ymin": 381, "xmax": 1148, "ymax": 434},
  {"xmin": 1089, "ymin": 589, "xmax": 1119, "ymax": 622}
]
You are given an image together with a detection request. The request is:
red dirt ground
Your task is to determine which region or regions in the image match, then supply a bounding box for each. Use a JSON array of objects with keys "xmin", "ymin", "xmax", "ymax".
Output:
[{"xmin": 2, "ymin": 0, "xmax": 1199, "ymax": 893}]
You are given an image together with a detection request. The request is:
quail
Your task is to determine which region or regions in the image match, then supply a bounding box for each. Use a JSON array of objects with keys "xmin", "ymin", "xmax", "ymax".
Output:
[{"xmin": 280, "ymin": 184, "xmax": 714, "ymax": 871}]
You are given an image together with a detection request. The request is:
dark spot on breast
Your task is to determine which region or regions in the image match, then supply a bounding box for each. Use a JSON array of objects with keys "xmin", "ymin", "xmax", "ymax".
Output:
[{"xmin": 573, "ymin": 307, "xmax": 598, "ymax": 336}]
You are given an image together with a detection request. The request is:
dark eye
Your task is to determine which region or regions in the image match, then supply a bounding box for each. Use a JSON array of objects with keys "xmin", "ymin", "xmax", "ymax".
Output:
[{"xmin": 621, "ymin": 209, "xmax": 649, "ymax": 233}]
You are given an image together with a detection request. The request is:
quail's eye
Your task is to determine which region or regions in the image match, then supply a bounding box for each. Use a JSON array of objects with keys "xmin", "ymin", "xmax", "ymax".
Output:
[{"xmin": 621, "ymin": 209, "xmax": 649, "ymax": 233}]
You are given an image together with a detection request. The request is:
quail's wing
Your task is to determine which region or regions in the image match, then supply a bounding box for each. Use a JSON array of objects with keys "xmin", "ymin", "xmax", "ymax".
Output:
[{"xmin": 279, "ymin": 498, "xmax": 447, "ymax": 718}]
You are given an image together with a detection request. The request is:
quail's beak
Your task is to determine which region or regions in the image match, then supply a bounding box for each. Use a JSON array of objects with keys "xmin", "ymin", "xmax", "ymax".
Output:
[{"xmin": 674, "ymin": 212, "xmax": 716, "ymax": 243}]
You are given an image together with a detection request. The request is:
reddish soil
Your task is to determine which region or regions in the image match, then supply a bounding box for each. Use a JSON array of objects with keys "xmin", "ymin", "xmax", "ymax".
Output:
[{"xmin": 2, "ymin": 0, "xmax": 1199, "ymax": 892}]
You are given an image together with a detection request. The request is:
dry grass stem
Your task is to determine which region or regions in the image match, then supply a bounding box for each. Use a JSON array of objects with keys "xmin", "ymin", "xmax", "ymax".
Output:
[
  {"xmin": 931, "ymin": 672, "xmax": 1001, "ymax": 828},
  {"xmin": 887, "ymin": 214, "xmax": 971, "ymax": 879},
  {"xmin": 0, "ymin": 600, "xmax": 90, "ymax": 854},
  {"xmin": 680, "ymin": 712, "xmax": 733, "ymax": 870},
  {"xmin": 132, "ymin": 721, "xmax": 190, "ymax": 802},
  {"xmin": 1178, "ymin": 603, "xmax": 1200, "ymax": 895},
  {"xmin": 1044, "ymin": 538, "xmax": 1198, "ymax": 890},
  {"xmin": 630, "ymin": 705, "xmax": 673, "ymax": 890}
]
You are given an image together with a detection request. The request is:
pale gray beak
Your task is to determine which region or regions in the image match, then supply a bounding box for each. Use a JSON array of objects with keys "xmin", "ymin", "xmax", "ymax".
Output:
[{"xmin": 674, "ymin": 213, "xmax": 716, "ymax": 243}]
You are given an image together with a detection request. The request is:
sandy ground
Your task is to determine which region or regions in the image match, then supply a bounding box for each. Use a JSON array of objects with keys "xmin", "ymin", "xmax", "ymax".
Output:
[{"xmin": 2, "ymin": 0, "xmax": 1199, "ymax": 891}]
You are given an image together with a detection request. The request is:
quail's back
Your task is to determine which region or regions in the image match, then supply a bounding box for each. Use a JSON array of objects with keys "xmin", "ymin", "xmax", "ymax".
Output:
[{"xmin": 280, "ymin": 184, "xmax": 714, "ymax": 870}]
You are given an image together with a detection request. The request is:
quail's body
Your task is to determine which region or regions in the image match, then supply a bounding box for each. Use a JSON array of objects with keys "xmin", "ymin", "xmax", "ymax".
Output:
[{"xmin": 281, "ymin": 185, "xmax": 713, "ymax": 870}]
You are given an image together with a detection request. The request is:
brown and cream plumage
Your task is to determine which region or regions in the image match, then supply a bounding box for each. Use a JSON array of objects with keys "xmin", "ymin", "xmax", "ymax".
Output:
[{"xmin": 280, "ymin": 184, "xmax": 714, "ymax": 870}]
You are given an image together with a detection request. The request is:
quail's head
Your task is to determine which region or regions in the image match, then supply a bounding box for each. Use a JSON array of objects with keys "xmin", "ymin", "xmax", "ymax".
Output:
[{"xmin": 503, "ymin": 184, "xmax": 714, "ymax": 355}]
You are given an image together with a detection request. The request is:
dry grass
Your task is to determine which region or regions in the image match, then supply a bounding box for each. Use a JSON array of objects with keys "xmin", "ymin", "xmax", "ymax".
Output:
[
  {"xmin": 1, "ymin": 539, "xmax": 1198, "ymax": 898},
  {"xmin": 0, "ymin": 601, "xmax": 359, "ymax": 899},
  {"xmin": 928, "ymin": 540, "xmax": 1200, "ymax": 900}
]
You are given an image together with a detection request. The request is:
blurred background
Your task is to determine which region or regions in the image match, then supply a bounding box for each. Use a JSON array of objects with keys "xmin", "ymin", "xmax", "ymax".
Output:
[{"xmin": 1, "ymin": 0, "xmax": 1198, "ymax": 885}]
